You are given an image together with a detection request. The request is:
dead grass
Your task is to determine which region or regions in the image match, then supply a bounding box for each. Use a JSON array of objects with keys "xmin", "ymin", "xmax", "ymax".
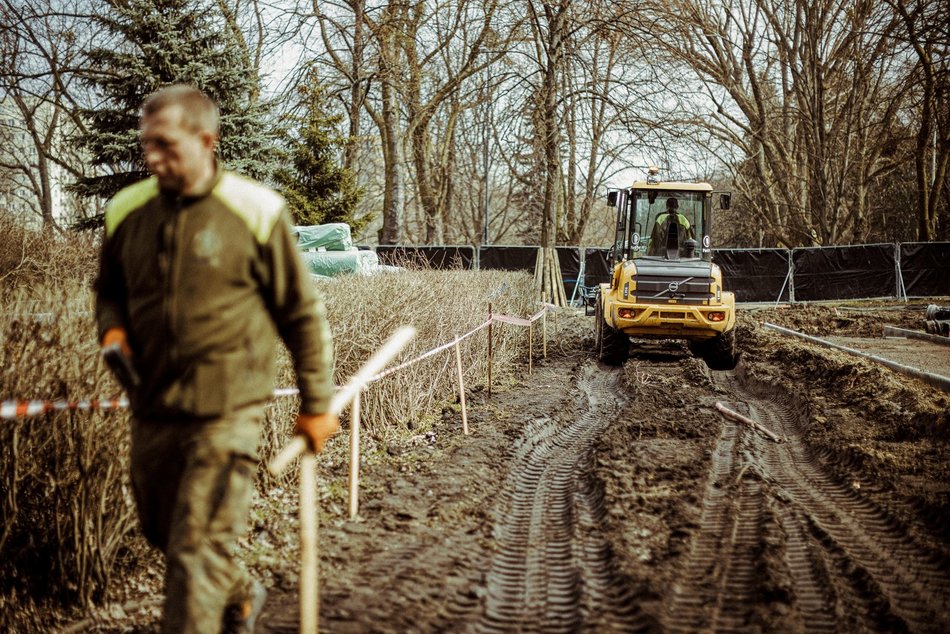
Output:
[
  {"xmin": 261, "ymin": 269, "xmax": 535, "ymax": 486},
  {"xmin": 0, "ymin": 283, "xmax": 136, "ymax": 625},
  {"xmin": 0, "ymin": 246, "xmax": 537, "ymax": 627},
  {"xmin": 0, "ymin": 215, "xmax": 98, "ymax": 288}
]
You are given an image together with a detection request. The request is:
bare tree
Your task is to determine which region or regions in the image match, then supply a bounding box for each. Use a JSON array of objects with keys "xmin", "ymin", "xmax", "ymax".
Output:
[
  {"xmin": 0, "ymin": 0, "xmax": 97, "ymax": 229},
  {"xmin": 638, "ymin": 0, "xmax": 909, "ymax": 247},
  {"xmin": 888, "ymin": 0, "xmax": 950, "ymax": 240},
  {"xmin": 313, "ymin": 1, "xmax": 407, "ymax": 243}
]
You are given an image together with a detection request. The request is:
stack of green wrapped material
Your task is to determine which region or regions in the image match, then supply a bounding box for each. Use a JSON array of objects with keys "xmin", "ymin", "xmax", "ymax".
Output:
[
  {"xmin": 294, "ymin": 223, "xmax": 381, "ymax": 277},
  {"xmin": 293, "ymin": 223, "xmax": 354, "ymax": 251}
]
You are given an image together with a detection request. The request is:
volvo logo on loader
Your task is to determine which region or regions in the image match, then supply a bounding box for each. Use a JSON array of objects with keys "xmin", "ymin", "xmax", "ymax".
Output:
[{"xmin": 668, "ymin": 281, "xmax": 680, "ymax": 293}]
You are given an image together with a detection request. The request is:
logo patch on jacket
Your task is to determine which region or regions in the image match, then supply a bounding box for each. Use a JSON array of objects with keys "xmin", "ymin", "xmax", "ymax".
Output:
[{"xmin": 192, "ymin": 227, "xmax": 223, "ymax": 267}]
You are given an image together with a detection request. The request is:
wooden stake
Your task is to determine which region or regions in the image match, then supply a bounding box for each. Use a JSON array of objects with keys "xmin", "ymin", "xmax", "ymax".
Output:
[
  {"xmin": 544, "ymin": 248, "xmax": 554, "ymax": 304},
  {"xmin": 542, "ymin": 292, "xmax": 548, "ymax": 359},
  {"xmin": 269, "ymin": 326, "xmax": 416, "ymax": 476},
  {"xmin": 487, "ymin": 304, "xmax": 493, "ymax": 396},
  {"xmin": 348, "ymin": 390, "xmax": 361, "ymax": 519},
  {"xmin": 299, "ymin": 454, "xmax": 318, "ymax": 633},
  {"xmin": 533, "ymin": 247, "xmax": 543, "ymax": 291},
  {"xmin": 554, "ymin": 248, "xmax": 567, "ymax": 307},
  {"xmin": 528, "ymin": 321, "xmax": 533, "ymax": 375},
  {"xmin": 455, "ymin": 342, "xmax": 469, "ymax": 435}
]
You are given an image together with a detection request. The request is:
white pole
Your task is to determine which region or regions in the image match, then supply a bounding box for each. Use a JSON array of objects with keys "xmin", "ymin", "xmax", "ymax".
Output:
[
  {"xmin": 348, "ymin": 391, "xmax": 361, "ymax": 519},
  {"xmin": 455, "ymin": 342, "xmax": 469, "ymax": 435},
  {"xmin": 269, "ymin": 326, "xmax": 416, "ymax": 476},
  {"xmin": 299, "ymin": 454, "xmax": 319, "ymax": 633}
]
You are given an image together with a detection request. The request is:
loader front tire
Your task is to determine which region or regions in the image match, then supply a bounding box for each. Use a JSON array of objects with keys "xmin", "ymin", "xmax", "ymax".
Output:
[
  {"xmin": 594, "ymin": 298, "xmax": 628, "ymax": 365},
  {"xmin": 700, "ymin": 327, "xmax": 737, "ymax": 370}
]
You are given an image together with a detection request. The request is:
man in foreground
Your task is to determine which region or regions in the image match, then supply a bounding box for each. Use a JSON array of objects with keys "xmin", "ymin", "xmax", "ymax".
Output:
[{"xmin": 95, "ymin": 84, "xmax": 338, "ymax": 633}]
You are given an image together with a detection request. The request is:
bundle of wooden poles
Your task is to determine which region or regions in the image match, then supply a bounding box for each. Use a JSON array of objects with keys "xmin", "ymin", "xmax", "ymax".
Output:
[{"xmin": 534, "ymin": 246, "xmax": 567, "ymax": 307}]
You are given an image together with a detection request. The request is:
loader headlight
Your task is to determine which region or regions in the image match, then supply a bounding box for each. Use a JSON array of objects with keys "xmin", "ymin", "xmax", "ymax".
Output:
[
  {"xmin": 708, "ymin": 311, "xmax": 725, "ymax": 322},
  {"xmin": 618, "ymin": 308, "xmax": 640, "ymax": 319}
]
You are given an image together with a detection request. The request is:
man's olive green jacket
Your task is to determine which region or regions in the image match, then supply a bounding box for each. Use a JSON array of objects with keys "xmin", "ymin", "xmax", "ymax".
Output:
[{"xmin": 95, "ymin": 170, "xmax": 334, "ymax": 419}]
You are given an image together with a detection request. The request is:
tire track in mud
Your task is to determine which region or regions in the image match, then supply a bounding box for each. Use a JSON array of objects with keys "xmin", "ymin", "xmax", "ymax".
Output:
[
  {"xmin": 666, "ymin": 369, "xmax": 950, "ymax": 632},
  {"xmin": 475, "ymin": 364, "xmax": 655, "ymax": 633},
  {"xmin": 664, "ymin": 410, "xmax": 768, "ymax": 632}
]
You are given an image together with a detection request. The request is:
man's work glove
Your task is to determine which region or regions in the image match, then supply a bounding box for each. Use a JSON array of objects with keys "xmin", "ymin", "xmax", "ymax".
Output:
[
  {"xmin": 101, "ymin": 327, "xmax": 139, "ymax": 389},
  {"xmin": 101, "ymin": 327, "xmax": 132, "ymax": 357},
  {"xmin": 294, "ymin": 413, "xmax": 340, "ymax": 453}
]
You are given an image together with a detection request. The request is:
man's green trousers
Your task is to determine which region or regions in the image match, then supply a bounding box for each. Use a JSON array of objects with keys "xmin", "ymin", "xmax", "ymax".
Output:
[{"xmin": 130, "ymin": 403, "xmax": 264, "ymax": 633}]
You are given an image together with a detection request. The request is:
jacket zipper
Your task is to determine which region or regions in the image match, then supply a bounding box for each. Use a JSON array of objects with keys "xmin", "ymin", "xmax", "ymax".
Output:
[{"xmin": 165, "ymin": 197, "xmax": 185, "ymax": 367}]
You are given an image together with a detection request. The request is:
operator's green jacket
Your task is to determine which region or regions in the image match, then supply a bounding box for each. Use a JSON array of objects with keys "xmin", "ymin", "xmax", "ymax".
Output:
[{"xmin": 95, "ymin": 170, "xmax": 334, "ymax": 420}]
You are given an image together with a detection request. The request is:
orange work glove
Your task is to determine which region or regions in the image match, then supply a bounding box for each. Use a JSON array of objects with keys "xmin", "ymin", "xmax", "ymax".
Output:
[
  {"xmin": 294, "ymin": 413, "xmax": 340, "ymax": 453},
  {"xmin": 101, "ymin": 327, "xmax": 132, "ymax": 357}
]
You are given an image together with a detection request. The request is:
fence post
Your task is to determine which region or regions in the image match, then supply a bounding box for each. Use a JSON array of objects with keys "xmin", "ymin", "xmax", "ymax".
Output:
[
  {"xmin": 455, "ymin": 341, "xmax": 469, "ymax": 435},
  {"xmin": 528, "ymin": 321, "xmax": 533, "ymax": 375},
  {"xmin": 348, "ymin": 390, "xmax": 361, "ymax": 519},
  {"xmin": 487, "ymin": 303, "xmax": 493, "ymax": 396},
  {"xmin": 788, "ymin": 249, "xmax": 796, "ymax": 304},
  {"xmin": 895, "ymin": 242, "xmax": 908, "ymax": 301}
]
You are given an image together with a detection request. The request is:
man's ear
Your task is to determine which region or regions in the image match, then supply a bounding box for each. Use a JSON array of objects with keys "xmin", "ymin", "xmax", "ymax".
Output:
[{"xmin": 200, "ymin": 130, "xmax": 218, "ymax": 152}]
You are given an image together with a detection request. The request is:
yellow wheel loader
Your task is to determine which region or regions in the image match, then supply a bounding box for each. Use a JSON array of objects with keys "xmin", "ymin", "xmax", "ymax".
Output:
[{"xmin": 594, "ymin": 169, "xmax": 737, "ymax": 369}]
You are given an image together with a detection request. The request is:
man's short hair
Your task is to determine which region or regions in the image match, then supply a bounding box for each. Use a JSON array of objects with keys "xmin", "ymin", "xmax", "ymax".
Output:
[
  {"xmin": 141, "ymin": 84, "xmax": 219, "ymax": 135},
  {"xmin": 666, "ymin": 197, "xmax": 678, "ymax": 210}
]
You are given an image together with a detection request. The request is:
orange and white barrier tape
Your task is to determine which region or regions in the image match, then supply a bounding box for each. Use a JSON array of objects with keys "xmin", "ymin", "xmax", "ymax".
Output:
[
  {"xmin": 1, "ymin": 304, "xmax": 555, "ymax": 421},
  {"xmin": 1, "ymin": 397, "xmax": 129, "ymax": 420}
]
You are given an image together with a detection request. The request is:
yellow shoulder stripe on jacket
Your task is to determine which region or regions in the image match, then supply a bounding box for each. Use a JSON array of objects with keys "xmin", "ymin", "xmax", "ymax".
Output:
[
  {"xmin": 213, "ymin": 172, "xmax": 285, "ymax": 244},
  {"xmin": 105, "ymin": 178, "xmax": 159, "ymax": 236}
]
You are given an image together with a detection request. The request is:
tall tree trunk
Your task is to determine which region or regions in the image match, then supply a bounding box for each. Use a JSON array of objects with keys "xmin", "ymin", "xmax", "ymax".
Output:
[
  {"xmin": 539, "ymin": 1, "xmax": 567, "ymax": 249},
  {"xmin": 344, "ymin": 0, "xmax": 364, "ymax": 172},
  {"xmin": 412, "ymin": 123, "xmax": 441, "ymax": 243},
  {"xmin": 379, "ymin": 76, "xmax": 403, "ymax": 244}
]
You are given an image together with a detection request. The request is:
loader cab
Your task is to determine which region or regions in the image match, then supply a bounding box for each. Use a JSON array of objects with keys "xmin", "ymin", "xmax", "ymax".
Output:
[{"xmin": 607, "ymin": 178, "xmax": 728, "ymax": 265}]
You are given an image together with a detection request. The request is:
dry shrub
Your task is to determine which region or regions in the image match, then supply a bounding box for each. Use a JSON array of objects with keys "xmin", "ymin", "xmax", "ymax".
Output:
[
  {"xmin": 0, "ymin": 214, "xmax": 99, "ymax": 288},
  {"xmin": 0, "ymin": 283, "xmax": 136, "ymax": 626},
  {"xmin": 259, "ymin": 269, "xmax": 536, "ymax": 482},
  {"xmin": 0, "ymin": 260, "xmax": 536, "ymax": 624}
]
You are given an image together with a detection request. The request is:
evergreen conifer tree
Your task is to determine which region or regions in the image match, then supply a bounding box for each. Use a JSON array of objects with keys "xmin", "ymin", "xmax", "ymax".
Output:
[
  {"xmin": 274, "ymin": 71, "xmax": 365, "ymax": 231},
  {"xmin": 71, "ymin": 0, "xmax": 276, "ymax": 202}
]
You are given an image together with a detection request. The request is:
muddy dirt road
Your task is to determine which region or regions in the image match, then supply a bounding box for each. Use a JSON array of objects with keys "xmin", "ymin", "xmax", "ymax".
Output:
[{"xmin": 78, "ymin": 303, "xmax": 950, "ymax": 632}]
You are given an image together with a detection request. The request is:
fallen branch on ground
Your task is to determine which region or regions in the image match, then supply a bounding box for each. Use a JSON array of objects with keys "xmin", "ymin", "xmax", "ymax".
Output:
[{"xmin": 714, "ymin": 402, "xmax": 783, "ymax": 443}]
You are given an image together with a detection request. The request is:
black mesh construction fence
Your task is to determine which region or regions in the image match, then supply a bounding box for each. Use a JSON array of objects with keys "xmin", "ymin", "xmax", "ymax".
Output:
[
  {"xmin": 792, "ymin": 244, "xmax": 897, "ymax": 301},
  {"xmin": 556, "ymin": 247, "xmax": 581, "ymax": 299},
  {"xmin": 370, "ymin": 242, "xmax": 949, "ymax": 301},
  {"xmin": 713, "ymin": 249, "xmax": 791, "ymax": 303},
  {"xmin": 375, "ymin": 245, "xmax": 474, "ymax": 269},
  {"xmin": 900, "ymin": 242, "xmax": 950, "ymax": 298},
  {"xmin": 476, "ymin": 246, "xmax": 582, "ymax": 299},
  {"xmin": 478, "ymin": 245, "xmax": 537, "ymax": 271},
  {"xmin": 583, "ymin": 248, "xmax": 613, "ymax": 287}
]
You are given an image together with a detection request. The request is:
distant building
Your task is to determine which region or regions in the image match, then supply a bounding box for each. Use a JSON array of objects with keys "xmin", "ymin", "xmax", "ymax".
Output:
[{"xmin": 0, "ymin": 96, "xmax": 80, "ymax": 230}]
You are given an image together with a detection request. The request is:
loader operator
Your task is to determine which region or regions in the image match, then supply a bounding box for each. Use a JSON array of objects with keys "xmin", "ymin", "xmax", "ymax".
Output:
[
  {"xmin": 647, "ymin": 196, "xmax": 694, "ymax": 256},
  {"xmin": 95, "ymin": 84, "xmax": 338, "ymax": 633}
]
